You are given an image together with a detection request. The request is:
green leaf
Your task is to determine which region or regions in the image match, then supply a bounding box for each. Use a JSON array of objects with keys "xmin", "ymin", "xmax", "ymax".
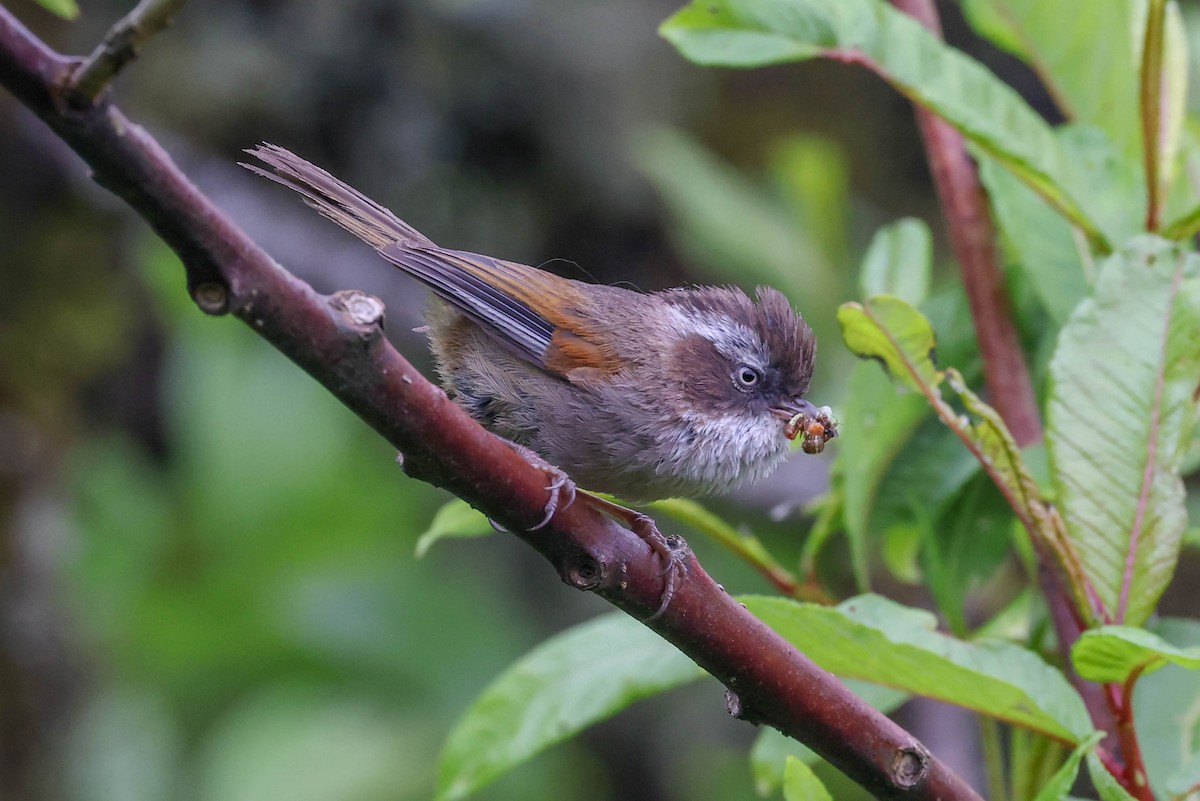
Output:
[
  {"xmin": 958, "ymin": 0, "xmax": 1143, "ymax": 158},
  {"xmin": 921, "ymin": 472, "xmax": 1015, "ymax": 635},
  {"xmin": 414, "ymin": 499, "xmax": 493, "ymax": 558},
  {"xmin": 648, "ymin": 498, "xmax": 793, "ymax": 590},
  {"xmin": 868, "ymin": 419, "xmax": 982, "ymax": 581},
  {"xmin": 435, "ymin": 614, "xmax": 702, "ymax": 801},
  {"xmin": 1159, "ymin": 2, "xmax": 1189, "ymax": 191},
  {"xmin": 882, "ymin": 522, "xmax": 923, "ymax": 584},
  {"xmin": 33, "ymin": 0, "xmax": 80, "ymax": 19},
  {"xmin": 1135, "ymin": 618, "xmax": 1200, "ymax": 799},
  {"xmin": 1046, "ymin": 237, "xmax": 1200, "ymax": 624},
  {"xmin": 660, "ymin": 0, "xmax": 1113, "ymax": 246},
  {"xmin": 976, "ymin": 149, "xmax": 1090, "ymax": 325},
  {"xmin": 858, "ymin": 218, "xmax": 932, "ymax": 305},
  {"xmin": 832, "ymin": 363, "xmax": 929, "ymax": 589},
  {"xmin": 783, "ymin": 756, "xmax": 833, "ymax": 801},
  {"xmin": 946, "ymin": 369, "xmax": 1047, "ymax": 528},
  {"xmin": 1086, "ymin": 752, "xmax": 1140, "ymax": 801},
  {"xmin": 1165, "ymin": 749, "xmax": 1200, "ymax": 798},
  {"xmin": 1071, "ymin": 625, "xmax": 1200, "ymax": 684},
  {"xmin": 957, "ymin": 0, "xmax": 1027, "ymax": 57},
  {"xmin": 837, "ymin": 296, "xmax": 941, "ymax": 393},
  {"xmin": 744, "ymin": 594, "xmax": 1095, "ymax": 742},
  {"xmin": 1032, "ymin": 732, "xmax": 1104, "ymax": 801}
]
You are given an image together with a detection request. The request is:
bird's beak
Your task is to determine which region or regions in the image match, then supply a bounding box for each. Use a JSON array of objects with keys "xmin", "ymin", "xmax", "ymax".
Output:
[
  {"xmin": 772, "ymin": 398, "xmax": 820, "ymax": 439},
  {"xmin": 772, "ymin": 398, "xmax": 838, "ymax": 453}
]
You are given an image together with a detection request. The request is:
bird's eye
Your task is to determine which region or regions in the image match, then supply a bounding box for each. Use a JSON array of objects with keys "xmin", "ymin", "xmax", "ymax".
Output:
[{"xmin": 734, "ymin": 365, "xmax": 762, "ymax": 389}]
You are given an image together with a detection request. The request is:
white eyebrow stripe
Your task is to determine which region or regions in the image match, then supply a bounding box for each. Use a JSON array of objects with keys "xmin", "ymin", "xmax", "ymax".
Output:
[{"xmin": 668, "ymin": 307, "xmax": 769, "ymax": 367}]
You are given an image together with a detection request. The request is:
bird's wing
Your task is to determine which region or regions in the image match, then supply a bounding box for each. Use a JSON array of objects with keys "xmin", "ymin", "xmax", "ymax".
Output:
[
  {"xmin": 242, "ymin": 144, "xmax": 621, "ymax": 382},
  {"xmin": 379, "ymin": 243, "xmax": 622, "ymax": 381}
]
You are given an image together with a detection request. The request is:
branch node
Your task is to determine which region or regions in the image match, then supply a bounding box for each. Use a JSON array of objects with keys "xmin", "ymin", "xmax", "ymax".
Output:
[
  {"xmin": 330, "ymin": 289, "xmax": 385, "ymax": 334},
  {"xmin": 563, "ymin": 552, "xmax": 605, "ymax": 591},
  {"xmin": 64, "ymin": 0, "xmax": 190, "ymax": 106},
  {"xmin": 724, "ymin": 688, "xmax": 765, "ymax": 725},
  {"xmin": 892, "ymin": 745, "xmax": 931, "ymax": 788},
  {"xmin": 192, "ymin": 281, "xmax": 229, "ymax": 315}
]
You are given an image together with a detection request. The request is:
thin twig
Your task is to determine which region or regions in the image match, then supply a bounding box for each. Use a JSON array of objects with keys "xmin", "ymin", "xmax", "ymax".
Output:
[
  {"xmin": 0, "ymin": 8, "xmax": 983, "ymax": 800},
  {"xmin": 65, "ymin": 0, "xmax": 188, "ymax": 106}
]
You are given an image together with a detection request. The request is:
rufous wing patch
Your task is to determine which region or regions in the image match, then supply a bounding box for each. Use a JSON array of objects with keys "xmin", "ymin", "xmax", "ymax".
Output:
[{"xmin": 544, "ymin": 328, "xmax": 621, "ymax": 382}]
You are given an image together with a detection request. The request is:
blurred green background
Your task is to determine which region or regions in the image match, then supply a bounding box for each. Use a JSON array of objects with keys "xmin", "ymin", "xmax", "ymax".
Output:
[{"xmin": 0, "ymin": 1, "xmax": 1070, "ymax": 799}]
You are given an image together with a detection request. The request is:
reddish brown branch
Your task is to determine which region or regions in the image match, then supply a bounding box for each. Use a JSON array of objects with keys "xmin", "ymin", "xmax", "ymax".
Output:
[{"xmin": 0, "ymin": 8, "xmax": 984, "ymax": 801}]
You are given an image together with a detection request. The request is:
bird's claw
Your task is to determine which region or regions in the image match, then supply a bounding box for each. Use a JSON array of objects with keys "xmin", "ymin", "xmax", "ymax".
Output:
[
  {"xmin": 529, "ymin": 467, "xmax": 577, "ymax": 531},
  {"xmin": 628, "ymin": 513, "xmax": 690, "ymax": 621}
]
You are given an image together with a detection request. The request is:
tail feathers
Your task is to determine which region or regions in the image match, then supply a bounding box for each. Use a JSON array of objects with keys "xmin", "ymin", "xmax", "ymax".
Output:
[{"xmin": 241, "ymin": 143, "xmax": 432, "ymax": 250}]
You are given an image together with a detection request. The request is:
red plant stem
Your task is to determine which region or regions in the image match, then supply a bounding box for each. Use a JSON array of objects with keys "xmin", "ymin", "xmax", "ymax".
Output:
[
  {"xmin": 889, "ymin": 0, "xmax": 1127, "ymax": 761},
  {"xmin": 1106, "ymin": 674, "xmax": 1154, "ymax": 801},
  {"xmin": 0, "ymin": 8, "xmax": 984, "ymax": 801},
  {"xmin": 889, "ymin": 0, "xmax": 1042, "ymax": 449}
]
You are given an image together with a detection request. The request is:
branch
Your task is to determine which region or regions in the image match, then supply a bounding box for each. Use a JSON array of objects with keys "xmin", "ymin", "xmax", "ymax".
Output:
[
  {"xmin": 65, "ymin": 0, "xmax": 188, "ymax": 106},
  {"xmin": 0, "ymin": 8, "xmax": 983, "ymax": 801}
]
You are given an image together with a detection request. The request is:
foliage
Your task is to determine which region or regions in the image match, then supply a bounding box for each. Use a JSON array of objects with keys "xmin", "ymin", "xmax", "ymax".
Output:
[
  {"xmin": 39, "ymin": 0, "xmax": 1200, "ymax": 800},
  {"xmin": 427, "ymin": 1, "xmax": 1200, "ymax": 799}
]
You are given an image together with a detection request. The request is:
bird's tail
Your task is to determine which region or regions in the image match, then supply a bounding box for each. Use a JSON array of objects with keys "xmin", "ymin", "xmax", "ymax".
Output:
[{"xmin": 241, "ymin": 143, "xmax": 433, "ymax": 249}]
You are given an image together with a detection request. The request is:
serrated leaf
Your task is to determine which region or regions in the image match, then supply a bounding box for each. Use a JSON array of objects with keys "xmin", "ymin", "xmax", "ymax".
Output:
[
  {"xmin": 414, "ymin": 499, "xmax": 493, "ymax": 558},
  {"xmin": 859, "ymin": 218, "xmax": 931, "ymax": 305},
  {"xmin": 660, "ymin": 0, "xmax": 1113, "ymax": 246},
  {"xmin": 1071, "ymin": 625, "xmax": 1200, "ymax": 684},
  {"xmin": 783, "ymin": 756, "xmax": 833, "ymax": 801},
  {"xmin": 837, "ymin": 296, "xmax": 941, "ymax": 393},
  {"xmin": 744, "ymin": 594, "xmax": 1095, "ymax": 742},
  {"xmin": 946, "ymin": 369, "xmax": 1047, "ymax": 525},
  {"xmin": 435, "ymin": 614, "xmax": 702, "ymax": 801},
  {"xmin": 1033, "ymin": 732, "xmax": 1105, "ymax": 801},
  {"xmin": 1046, "ymin": 237, "xmax": 1200, "ymax": 624}
]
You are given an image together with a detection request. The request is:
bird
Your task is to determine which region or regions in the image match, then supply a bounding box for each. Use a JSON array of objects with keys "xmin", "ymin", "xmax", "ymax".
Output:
[{"xmin": 243, "ymin": 143, "xmax": 835, "ymax": 617}]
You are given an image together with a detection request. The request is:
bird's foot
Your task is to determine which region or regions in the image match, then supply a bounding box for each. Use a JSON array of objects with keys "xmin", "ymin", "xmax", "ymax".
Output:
[
  {"xmin": 581, "ymin": 493, "xmax": 690, "ymax": 620},
  {"xmin": 502, "ymin": 440, "xmax": 577, "ymax": 530}
]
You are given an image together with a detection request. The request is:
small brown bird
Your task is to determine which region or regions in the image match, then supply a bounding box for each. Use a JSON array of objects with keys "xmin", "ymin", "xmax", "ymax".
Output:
[{"xmin": 244, "ymin": 144, "xmax": 835, "ymax": 615}]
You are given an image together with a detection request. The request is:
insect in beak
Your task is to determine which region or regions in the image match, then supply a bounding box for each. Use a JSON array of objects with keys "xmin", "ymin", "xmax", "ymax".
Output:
[{"xmin": 773, "ymin": 399, "xmax": 839, "ymax": 454}]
